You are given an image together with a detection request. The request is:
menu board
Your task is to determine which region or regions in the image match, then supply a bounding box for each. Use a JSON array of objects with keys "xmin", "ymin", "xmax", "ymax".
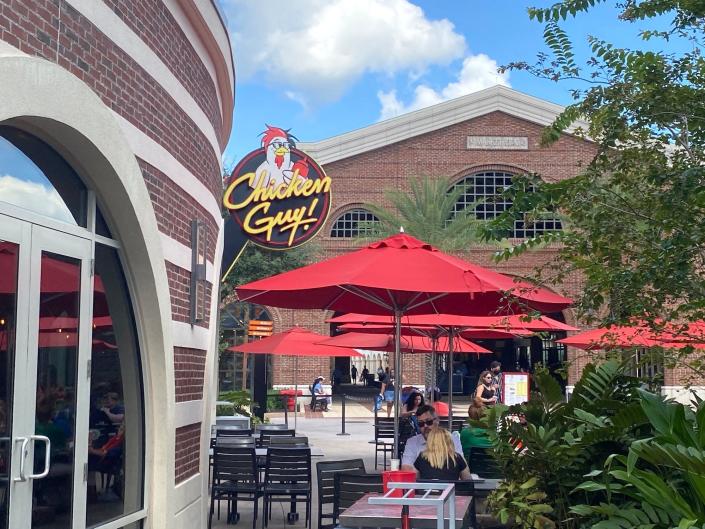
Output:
[{"xmin": 502, "ymin": 372, "xmax": 530, "ymax": 406}]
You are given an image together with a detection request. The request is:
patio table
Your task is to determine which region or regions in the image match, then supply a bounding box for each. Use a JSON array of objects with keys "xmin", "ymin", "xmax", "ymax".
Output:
[
  {"xmin": 208, "ymin": 446, "xmax": 324, "ymax": 457},
  {"xmin": 337, "ymin": 493, "xmax": 473, "ymax": 529}
]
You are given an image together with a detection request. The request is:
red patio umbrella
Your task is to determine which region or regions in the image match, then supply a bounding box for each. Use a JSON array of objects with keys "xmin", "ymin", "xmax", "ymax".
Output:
[
  {"xmin": 228, "ymin": 327, "xmax": 361, "ymax": 427},
  {"xmin": 558, "ymin": 321, "xmax": 705, "ymax": 350},
  {"xmin": 237, "ymin": 233, "xmax": 572, "ymax": 453},
  {"xmin": 336, "ymin": 323, "xmax": 531, "ymax": 339},
  {"xmin": 319, "ymin": 332, "xmax": 493, "ymax": 354}
]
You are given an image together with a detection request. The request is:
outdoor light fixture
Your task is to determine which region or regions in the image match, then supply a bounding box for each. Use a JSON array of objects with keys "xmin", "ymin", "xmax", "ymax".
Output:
[{"xmin": 190, "ymin": 219, "xmax": 208, "ymax": 324}]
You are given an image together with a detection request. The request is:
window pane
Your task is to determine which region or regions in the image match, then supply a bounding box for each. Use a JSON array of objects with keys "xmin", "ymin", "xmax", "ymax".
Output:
[
  {"xmin": 0, "ymin": 241, "xmax": 18, "ymax": 529},
  {"xmin": 86, "ymin": 245, "xmax": 144, "ymax": 527},
  {"xmin": 330, "ymin": 209, "xmax": 380, "ymax": 238},
  {"xmin": 0, "ymin": 126, "xmax": 87, "ymax": 227}
]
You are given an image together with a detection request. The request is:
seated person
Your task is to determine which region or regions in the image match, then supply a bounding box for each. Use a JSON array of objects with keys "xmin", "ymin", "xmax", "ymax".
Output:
[
  {"xmin": 414, "ymin": 428, "xmax": 471, "ymax": 481},
  {"xmin": 461, "ymin": 398, "xmax": 492, "ymax": 459},
  {"xmin": 401, "ymin": 404, "xmax": 464, "ymax": 471},
  {"xmin": 311, "ymin": 376, "xmax": 330, "ymax": 411}
]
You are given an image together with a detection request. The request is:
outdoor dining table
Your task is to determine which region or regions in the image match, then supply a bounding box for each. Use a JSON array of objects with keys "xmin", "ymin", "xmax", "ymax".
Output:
[
  {"xmin": 337, "ymin": 493, "xmax": 473, "ymax": 529},
  {"xmin": 207, "ymin": 444, "xmax": 325, "ymax": 457}
]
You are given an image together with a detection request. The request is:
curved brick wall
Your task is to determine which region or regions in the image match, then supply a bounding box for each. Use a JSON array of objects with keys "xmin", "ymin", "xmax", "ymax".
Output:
[{"xmin": 0, "ymin": 0, "xmax": 234, "ymax": 489}]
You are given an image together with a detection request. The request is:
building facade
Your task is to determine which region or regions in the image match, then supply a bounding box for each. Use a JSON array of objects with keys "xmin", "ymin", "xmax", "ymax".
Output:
[{"xmin": 0, "ymin": 1, "xmax": 233, "ymax": 528}]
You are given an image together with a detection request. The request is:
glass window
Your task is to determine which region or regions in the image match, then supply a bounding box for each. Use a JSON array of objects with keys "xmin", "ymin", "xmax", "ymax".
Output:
[
  {"xmin": 330, "ymin": 209, "xmax": 380, "ymax": 238},
  {"xmin": 451, "ymin": 171, "xmax": 562, "ymax": 238},
  {"xmin": 86, "ymin": 244, "xmax": 144, "ymax": 527},
  {"xmin": 0, "ymin": 126, "xmax": 87, "ymax": 227}
]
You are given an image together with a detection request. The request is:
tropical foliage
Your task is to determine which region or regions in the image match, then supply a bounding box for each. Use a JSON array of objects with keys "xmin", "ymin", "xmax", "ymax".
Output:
[
  {"xmin": 482, "ymin": 360, "xmax": 705, "ymax": 529},
  {"xmin": 480, "ymin": 0, "xmax": 705, "ymax": 376},
  {"xmin": 363, "ymin": 176, "xmax": 489, "ymax": 253}
]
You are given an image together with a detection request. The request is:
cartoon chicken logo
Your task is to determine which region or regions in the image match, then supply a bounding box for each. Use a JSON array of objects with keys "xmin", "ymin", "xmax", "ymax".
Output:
[{"xmin": 255, "ymin": 125, "xmax": 310, "ymax": 188}]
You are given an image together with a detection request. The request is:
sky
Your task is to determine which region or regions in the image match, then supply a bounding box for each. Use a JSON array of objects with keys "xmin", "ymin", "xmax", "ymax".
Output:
[{"xmin": 218, "ymin": 0, "xmax": 675, "ymax": 169}]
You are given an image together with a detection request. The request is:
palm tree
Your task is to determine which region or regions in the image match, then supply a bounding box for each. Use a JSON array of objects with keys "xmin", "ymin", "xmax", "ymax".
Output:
[{"xmin": 362, "ymin": 175, "xmax": 488, "ymax": 252}]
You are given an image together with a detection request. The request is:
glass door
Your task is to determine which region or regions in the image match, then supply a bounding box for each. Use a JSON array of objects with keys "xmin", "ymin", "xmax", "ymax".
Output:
[{"xmin": 1, "ymin": 214, "xmax": 92, "ymax": 529}]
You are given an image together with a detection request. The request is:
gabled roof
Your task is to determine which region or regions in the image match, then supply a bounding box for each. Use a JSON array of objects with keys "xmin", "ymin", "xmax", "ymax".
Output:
[{"xmin": 299, "ymin": 85, "xmax": 590, "ymax": 165}]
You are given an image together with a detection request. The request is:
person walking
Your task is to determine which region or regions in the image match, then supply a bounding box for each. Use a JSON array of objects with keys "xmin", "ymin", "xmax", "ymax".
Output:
[
  {"xmin": 361, "ymin": 365, "xmax": 369, "ymax": 386},
  {"xmin": 379, "ymin": 373, "xmax": 396, "ymax": 418},
  {"xmin": 351, "ymin": 364, "xmax": 358, "ymax": 385},
  {"xmin": 490, "ymin": 361, "xmax": 503, "ymax": 404}
]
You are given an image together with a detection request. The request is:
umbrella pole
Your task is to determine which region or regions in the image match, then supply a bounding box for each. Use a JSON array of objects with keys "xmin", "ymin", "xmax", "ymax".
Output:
[
  {"xmin": 393, "ymin": 309, "xmax": 402, "ymax": 459},
  {"xmin": 448, "ymin": 328, "xmax": 454, "ymax": 427},
  {"xmin": 294, "ymin": 355, "xmax": 298, "ymax": 430},
  {"xmin": 430, "ymin": 337, "xmax": 437, "ymax": 404}
]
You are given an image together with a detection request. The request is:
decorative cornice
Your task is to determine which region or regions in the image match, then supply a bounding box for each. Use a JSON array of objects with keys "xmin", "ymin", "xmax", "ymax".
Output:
[{"xmin": 299, "ymin": 85, "xmax": 591, "ymax": 165}]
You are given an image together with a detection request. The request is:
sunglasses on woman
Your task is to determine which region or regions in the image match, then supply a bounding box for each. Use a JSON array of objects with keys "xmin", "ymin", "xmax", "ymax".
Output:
[{"xmin": 419, "ymin": 418, "xmax": 437, "ymax": 427}]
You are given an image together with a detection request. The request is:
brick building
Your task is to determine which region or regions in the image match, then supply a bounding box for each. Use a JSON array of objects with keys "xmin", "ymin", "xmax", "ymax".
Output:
[
  {"xmin": 235, "ymin": 85, "xmax": 680, "ymax": 399},
  {"xmin": 0, "ymin": 1, "xmax": 232, "ymax": 528}
]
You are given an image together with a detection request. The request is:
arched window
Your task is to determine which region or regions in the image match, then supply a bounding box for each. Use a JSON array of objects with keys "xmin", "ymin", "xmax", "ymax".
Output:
[
  {"xmin": 330, "ymin": 208, "xmax": 380, "ymax": 238},
  {"xmin": 450, "ymin": 170, "xmax": 562, "ymax": 238}
]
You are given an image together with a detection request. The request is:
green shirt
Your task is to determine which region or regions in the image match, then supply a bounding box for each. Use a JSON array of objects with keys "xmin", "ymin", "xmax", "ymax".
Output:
[{"xmin": 460, "ymin": 426, "xmax": 492, "ymax": 459}]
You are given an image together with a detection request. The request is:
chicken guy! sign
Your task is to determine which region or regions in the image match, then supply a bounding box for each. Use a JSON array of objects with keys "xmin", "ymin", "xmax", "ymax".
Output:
[{"xmin": 223, "ymin": 125, "xmax": 331, "ymax": 256}]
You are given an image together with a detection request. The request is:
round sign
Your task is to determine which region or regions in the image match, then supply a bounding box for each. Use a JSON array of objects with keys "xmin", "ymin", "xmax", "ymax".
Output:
[{"xmin": 223, "ymin": 141, "xmax": 331, "ymax": 250}]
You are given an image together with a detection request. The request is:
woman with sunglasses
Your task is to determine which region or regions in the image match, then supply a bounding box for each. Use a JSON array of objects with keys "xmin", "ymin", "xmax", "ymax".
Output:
[{"xmin": 475, "ymin": 370, "xmax": 497, "ymax": 406}]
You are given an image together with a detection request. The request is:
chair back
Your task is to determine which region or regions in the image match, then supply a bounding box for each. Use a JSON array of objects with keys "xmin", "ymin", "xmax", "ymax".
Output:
[
  {"xmin": 215, "ymin": 436, "xmax": 256, "ymax": 448},
  {"xmin": 212, "ymin": 446, "xmax": 258, "ymax": 486},
  {"xmin": 270, "ymin": 435, "xmax": 308, "ymax": 447},
  {"xmin": 333, "ymin": 472, "xmax": 383, "ymax": 520},
  {"xmin": 469, "ymin": 447, "xmax": 503, "ymax": 479},
  {"xmin": 259, "ymin": 428, "xmax": 296, "ymax": 447},
  {"xmin": 316, "ymin": 459, "xmax": 365, "ymax": 529},
  {"xmin": 254, "ymin": 423, "xmax": 288, "ymax": 432},
  {"xmin": 374, "ymin": 417, "xmax": 395, "ymax": 442},
  {"xmin": 263, "ymin": 447, "xmax": 311, "ymax": 488},
  {"xmin": 216, "ymin": 427, "xmax": 254, "ymax": 437},
  {"xmin": 438, "ymin": 418, "xmax": 466, "ymax": 432}
]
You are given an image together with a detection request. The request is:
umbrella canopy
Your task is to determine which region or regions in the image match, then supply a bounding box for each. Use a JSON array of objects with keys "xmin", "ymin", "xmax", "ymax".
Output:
[
  {"xmin": 558, "ymin": 322, "xmax": 705, "ymax": 350},
  {"xmin": 337, "ymin": 323, "xmax": 525, "ymax": 340},
  {"xmin": 228, "ymin": 327, "xmax": 362, "ymax": 357},
  {"xmin": 328, "ymin": 312, "xmax": 577, "ymax": 331},
  {"xmin": 320, "ymin": 332, "xmax": 492, "ymax": 354},
  {"xmin": 236, "ymin": 233, "xmax": 572, "ymax": 455},
  {"xmin": 237, "ymin": 234, "xmax": 571, "ymax": 316}
]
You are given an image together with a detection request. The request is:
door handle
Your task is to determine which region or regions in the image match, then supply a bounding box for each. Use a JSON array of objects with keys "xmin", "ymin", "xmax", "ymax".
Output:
[
  {"xmin": 12, "ymin": 437, "xmax": 29, "ymax": 482},
  {"xmin": 27, "ymin": 435, "xmax": 51, "ymax": 480}
]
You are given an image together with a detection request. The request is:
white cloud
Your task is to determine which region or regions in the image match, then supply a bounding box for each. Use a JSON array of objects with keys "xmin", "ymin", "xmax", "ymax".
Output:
[
  {"xmin": 377, "ymin": 54, "xmax": 511, "ymax": 120},
  {"xmin": 221, "ymin": 0, "xmax": 466, "ymax": 104},
  {"xmin": 0, "ymin": 174, "xmax": 76, "ymax": 224}
]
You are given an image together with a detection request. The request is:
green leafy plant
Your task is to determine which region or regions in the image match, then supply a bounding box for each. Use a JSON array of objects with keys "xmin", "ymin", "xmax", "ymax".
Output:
[
  {"xmin": 488, "ymin": 477, "xmax": 555, "ymax": 529},
  {"xmin": 481, "ymin": 360, "xmax": 649, "ymax": 528}
]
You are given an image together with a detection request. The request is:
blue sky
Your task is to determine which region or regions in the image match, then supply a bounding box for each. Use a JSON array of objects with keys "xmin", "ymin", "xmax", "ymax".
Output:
[{"xmin": 219, "ymin": 0, "xmax": 673, "ymax": 168}]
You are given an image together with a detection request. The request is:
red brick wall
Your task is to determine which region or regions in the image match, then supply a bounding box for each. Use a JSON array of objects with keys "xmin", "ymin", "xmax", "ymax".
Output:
[
  {"xmin": 174, "ymin": 347, "xmax": 207, "ymax": 402},
  {"xmin": 175, "ymin": 423, "xmax": 201, "ymax": 483},
  {"xmin": 0, "ymin": 0, "xmax": 222, "ymax": 198},
  {"xmin": 268, "ymin": 111, "xmax": 598, "ymax": 386},
  {"xmin": 101, "ymin": 0, "xmax": 223, "ymax": 143},
  {"xmin": 165, "ymin": 261, "xmax": 212, "ymax": 328}
]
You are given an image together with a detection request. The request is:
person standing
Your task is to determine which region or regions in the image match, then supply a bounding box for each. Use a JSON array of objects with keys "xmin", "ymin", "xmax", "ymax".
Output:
[
  {"xmin": 380, "ymin": 374, "xmax": 396, "ymax": 418},
  {"xmin": 490, "ymin": 361, "xmax": 503, "ymax": 404},
  {"xmin": 351, "ymin": 364, "xmax": 358, "ymax": 385},
  {"xmin": 361, "ymin": 365, "xmax": 369, "ymax": 386},
  {"xmin": 475, "ymin": 370, "xmax": 497, "ymax": 406}
]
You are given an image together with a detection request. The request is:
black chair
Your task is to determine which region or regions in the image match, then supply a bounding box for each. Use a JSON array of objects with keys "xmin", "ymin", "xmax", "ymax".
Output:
[
  {"xmin": 259, "ymin": 428, "xmax": 296, "ymax": 447},
  {"xmin": 217, "ymin": 427, "xmax": 254, "ymax": 437},
  {"xmin": 333, "ymin": 471, "xmax": 384, "ymax": 523},
  {"xmin": 209, "ymin": 446, "xmax": 261, "ymax": 529},
  {"xmin": 315, "ymin": 459, "xmax": 365, "ymax": 529},
  {"xmin": 373, "ymin": 417, "xmax": 395, "ymax": 469},
  {"xmin": 262, "ymin": 447, "xmax": 312, "ymax": 528},
  {"xmin": 270, "ymin": 436, "xmax": 308, "ymax": 447},
  {"xmin": 255, "ymin": 424, "xmax": 288, "ymax": 432},
  {"xmin": 469, "ymin": 447, "xmax": 503, "ymax": 479},
  {"xmin": 417, "ymin": 478, "xmax": 477, "ymax": 529}
]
